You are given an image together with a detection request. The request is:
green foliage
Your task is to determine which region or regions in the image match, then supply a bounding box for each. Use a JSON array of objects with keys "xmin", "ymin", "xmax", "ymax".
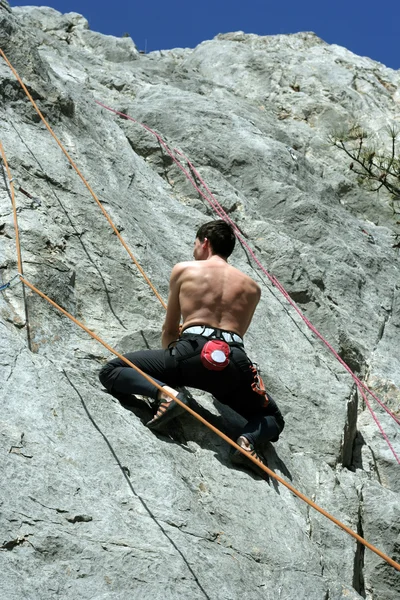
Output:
[{"xmin": 329, "ymin": 125, "xmax": 400, "ymax": 246}]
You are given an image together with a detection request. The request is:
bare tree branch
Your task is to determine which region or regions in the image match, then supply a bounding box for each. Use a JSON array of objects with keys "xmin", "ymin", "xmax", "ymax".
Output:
[{"xmin": 330, "ymin": 125, "xmax": 400, "ymax": 244}]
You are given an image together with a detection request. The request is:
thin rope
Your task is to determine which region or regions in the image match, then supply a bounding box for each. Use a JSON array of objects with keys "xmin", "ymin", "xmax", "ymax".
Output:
[
  {"xmin": 178, "ymin": 153, "xmax": 400, "ymax": 463},
  {"xmin": 97, "ymin": 100, "xmax": 400, "ymax": 424},
  {"xmin": 95, "ymin": 101, "xmax": 400, "ymax": 464}
]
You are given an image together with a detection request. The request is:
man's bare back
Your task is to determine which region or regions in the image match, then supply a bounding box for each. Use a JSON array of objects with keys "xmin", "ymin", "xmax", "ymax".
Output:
[
  {"xmin": 179, "ymin": 257, "xmax": 260, "ymax": 333},
  {"xmin": 162, "ymin": 242, "xmax": 261, "ymax": 348}
]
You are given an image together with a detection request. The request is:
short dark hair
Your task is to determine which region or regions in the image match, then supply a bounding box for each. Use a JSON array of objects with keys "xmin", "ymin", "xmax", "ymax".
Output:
[{"xmin": 196, "ymin": 220, "xmax": 236, "ymax": 258}]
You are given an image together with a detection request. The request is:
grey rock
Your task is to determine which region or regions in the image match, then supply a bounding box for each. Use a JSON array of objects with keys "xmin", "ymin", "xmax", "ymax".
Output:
[{"xmin": 0, "ymin": 4, "xmax": 399, "ymax": 599}]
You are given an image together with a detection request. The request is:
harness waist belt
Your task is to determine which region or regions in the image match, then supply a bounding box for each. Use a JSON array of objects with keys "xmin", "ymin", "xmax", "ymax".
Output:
[{"xmin": 182, "ymin": 325, "xmax": 244, "ymax": 345}]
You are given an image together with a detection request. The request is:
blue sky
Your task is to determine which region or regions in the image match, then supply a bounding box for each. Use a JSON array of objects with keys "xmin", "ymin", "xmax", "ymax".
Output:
[{"xmin": 10, "ymin": 1, "xmax": 400, "ymax": 70}]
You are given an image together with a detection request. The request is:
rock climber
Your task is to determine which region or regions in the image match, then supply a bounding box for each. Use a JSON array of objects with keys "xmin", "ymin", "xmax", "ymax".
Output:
[{"xmin": 99, "ymin": 220, "xmax": 284, "ymax": 473}]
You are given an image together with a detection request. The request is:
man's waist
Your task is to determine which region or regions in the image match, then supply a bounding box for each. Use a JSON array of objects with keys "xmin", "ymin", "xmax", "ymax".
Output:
[{"xmin": 181, "ymin": 325, "xmax": 244, "ymax": 346}]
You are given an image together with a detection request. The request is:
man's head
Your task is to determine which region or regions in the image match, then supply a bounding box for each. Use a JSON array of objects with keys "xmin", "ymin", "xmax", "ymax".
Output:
[{"xmin": 194, "ymin": 220, "xmax": 236, "ymax": 260}]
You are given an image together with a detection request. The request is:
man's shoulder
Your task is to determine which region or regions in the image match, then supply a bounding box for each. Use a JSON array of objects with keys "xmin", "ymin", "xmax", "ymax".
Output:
[
  {"xmin": 170, "ymin": 261, "xmax": 197, "ymax": 279},
  {"xmin": 173, "ymin": 260, "xmax": 197, "ymax": 271},
  {"xmin": 229, "ymin": 263, "xmax": 260, "ymax": 289}
]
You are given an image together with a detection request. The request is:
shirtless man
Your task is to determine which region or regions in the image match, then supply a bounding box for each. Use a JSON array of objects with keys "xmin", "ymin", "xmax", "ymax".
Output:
[{"xmin": 99, "ymin": 220, "xmax": 284, "ymax": 470}]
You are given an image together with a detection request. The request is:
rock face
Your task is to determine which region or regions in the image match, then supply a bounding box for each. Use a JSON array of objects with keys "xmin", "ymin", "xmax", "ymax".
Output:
[{"xmin": 1, "ymin": 3, "xmax": 399, "ymax": 598}]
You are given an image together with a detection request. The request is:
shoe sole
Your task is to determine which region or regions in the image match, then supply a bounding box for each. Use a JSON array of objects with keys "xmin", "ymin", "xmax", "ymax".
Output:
[{"xmin": 146, "ymin": 392, "xmax": 188, "ymax": 432}]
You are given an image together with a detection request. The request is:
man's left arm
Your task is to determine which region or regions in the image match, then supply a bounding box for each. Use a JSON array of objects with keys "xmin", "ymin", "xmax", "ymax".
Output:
[{"xmin": 161, "ymin": 264, "xmax": 183, "ymax": 349}]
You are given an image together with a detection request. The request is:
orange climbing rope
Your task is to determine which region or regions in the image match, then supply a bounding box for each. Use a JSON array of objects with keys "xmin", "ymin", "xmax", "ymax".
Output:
[
  {"xmin": 0, "ymin": 48, "xmax": 166, "ymax": 310},
  {"xmin": 0, "ymin": 141, "xmax": 22, "ymax": 274},
  {"xmin": 2, "ymin": 125, "xmax": 400, "ymax": 578},
  {"xmin": 1, "ymin": 55, "xmax": 400, "ymax": 574}
]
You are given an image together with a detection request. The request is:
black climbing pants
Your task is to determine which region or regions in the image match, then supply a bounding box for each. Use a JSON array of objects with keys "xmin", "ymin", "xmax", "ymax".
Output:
[{"xmin": 99, "ymin": 334, "xmax": 285, "ymax": 447}]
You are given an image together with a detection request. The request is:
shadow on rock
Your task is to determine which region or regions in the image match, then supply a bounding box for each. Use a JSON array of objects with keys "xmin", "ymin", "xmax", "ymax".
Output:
[
  {"xmin": 104, "ymin": 387, "xmax": 292, "ymax": 489},
  {"xmin": 140, "ymin": 389, "xmax": 293, "ymax": 490},
  {"xmin": 102, "ymin": 389, "xmax": 154, "ymax": 423}
]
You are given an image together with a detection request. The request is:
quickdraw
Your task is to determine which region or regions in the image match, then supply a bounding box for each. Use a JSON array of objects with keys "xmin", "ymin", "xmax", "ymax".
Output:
[
  {"xmin": 18, "ymin": 186, "xmax": 42, "ymax": 208},
  {"xmin": 0, "ymin": 273, "xmax": 22, "ymax": 292},
  {"xmin": 250, "ymin": 363, "xmax": 268, "ymax": 406}
]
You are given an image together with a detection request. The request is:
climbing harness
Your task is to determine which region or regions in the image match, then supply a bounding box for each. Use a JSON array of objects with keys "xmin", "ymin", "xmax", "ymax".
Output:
[
  {"xmin": 1, "ymin": 49, "xmax": 400, "ymax": 573},
  {"xmin": 182, "ymin": 325, "xmax": 244, "ymax": 345}
]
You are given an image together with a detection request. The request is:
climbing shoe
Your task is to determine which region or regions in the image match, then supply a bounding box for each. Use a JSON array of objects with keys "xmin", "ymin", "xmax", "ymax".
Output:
[{"xmin": 146, "ymin": 392, "xmax": 189, "ymax": 432}]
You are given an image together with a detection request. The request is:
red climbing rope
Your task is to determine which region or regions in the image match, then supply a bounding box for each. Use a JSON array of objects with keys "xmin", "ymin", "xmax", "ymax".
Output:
[
  {"xmin": 178, "ymin": 152, "xmax": 400, "ymax": 459},
  {"xmin": 95, "ymin": 101, "xmax": 400, "ymax": 466}
]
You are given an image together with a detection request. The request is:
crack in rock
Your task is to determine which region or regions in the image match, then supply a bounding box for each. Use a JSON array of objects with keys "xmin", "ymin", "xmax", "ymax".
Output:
[
  {"xmin": 352, "ymin": 490, "xmax": 365, "ymax": 597},
  {"xmin": 66, "ymin": 514, "xmax": 93, "ymax": 524}
]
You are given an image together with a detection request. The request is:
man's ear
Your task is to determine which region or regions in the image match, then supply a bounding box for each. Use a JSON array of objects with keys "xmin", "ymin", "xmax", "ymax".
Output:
[{"xmin": 202, "ymin": 237, "xmax": 209, "ymax": 249}]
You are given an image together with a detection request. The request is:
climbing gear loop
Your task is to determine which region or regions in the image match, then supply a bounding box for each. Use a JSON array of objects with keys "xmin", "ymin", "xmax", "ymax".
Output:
[{"xmin": 250, "ymin": 363, "xmax": 268, "ymax": 403}]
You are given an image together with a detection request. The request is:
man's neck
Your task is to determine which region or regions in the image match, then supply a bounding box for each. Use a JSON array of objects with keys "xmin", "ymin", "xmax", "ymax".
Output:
[{"xmin": 206, "ymin": 254, "xmax": 227, "ymax": 263}]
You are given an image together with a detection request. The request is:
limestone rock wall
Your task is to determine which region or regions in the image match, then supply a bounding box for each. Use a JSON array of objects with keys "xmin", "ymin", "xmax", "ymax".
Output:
[{"xmin": 1, "ymin": 3, "xmax": 399, "ymax": 598}]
